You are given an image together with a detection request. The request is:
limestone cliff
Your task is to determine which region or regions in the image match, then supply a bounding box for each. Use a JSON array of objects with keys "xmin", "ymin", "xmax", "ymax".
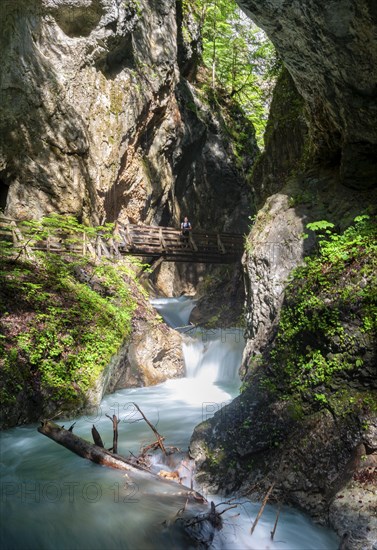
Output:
[
  {"xmin": 238, "ymin": 0, "xmax": 377, "ymax": 190},
  {"xmin": 242, "ymin": 70, "xmax": 377, "ymax": 382},
  {"xmin": 0, "ymin": 0, "xmax": 255, "ymax": 428},
  {"xmin": 191, "ymin": 3, "xmax": 377, "ymax": 548},
  {"xmin": 0, "ymin": 0, "xmax": 254, "ymax": 233}
]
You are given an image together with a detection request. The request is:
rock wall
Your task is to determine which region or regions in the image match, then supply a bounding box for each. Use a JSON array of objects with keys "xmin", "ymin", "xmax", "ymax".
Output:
[
  {"xmin": 191, "ymin": 208, "xmax": 377, "ymax": 547},
  {"xmin": 191, "ymin": 5, "xmax": 377, "ymax": 547},
  {"xmin": 237, "ymin": 0, "xmax": 377, "ymax": 189},
  {"xmin": 91, "ymin": 300, "xmax": 184, "ymax": 410},
  {"xmin": 0, "ymin": 0, "xmax": 254, "ymax": 234},
  {"xmin": 242, "ymin": 70, "xmax": 311, "ymax": 374},
  {"xmin": 249, "ymin": 69, "xmax": 307, "ymax": 208}
]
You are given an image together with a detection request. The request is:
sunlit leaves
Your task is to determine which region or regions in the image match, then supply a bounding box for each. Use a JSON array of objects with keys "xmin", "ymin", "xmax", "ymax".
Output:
[{"xmin": 199, "ymin": 0, "xmax": 280, "ymax": 145}]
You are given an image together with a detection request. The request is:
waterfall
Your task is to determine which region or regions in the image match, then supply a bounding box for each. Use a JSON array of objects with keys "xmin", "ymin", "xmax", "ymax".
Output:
[
  {"xmin": 0, "ymin": 297, "xmax": 339, "ymax": 550},
  {"xmin": 183, "ymin": 328, "xmax": 243, "ymax": 384}
]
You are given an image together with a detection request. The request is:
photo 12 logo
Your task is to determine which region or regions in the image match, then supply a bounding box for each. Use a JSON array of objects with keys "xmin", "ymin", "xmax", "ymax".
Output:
[
  {"xmin": 2, "ymin": 480, "xmax": 139, "ymax": 504},
  {"xmin": 82, "ymin": 401, "xmax": 145, "ymax": 424}
]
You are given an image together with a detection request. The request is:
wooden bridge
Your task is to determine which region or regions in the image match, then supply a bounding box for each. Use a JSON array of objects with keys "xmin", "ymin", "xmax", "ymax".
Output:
[
  {"xmin": 116, "ymin": 224, "xmax": 244, "ymax": 263},
  {"xmin": 0, "ymin": 217, "xmax": 244, "ymax": 265}
]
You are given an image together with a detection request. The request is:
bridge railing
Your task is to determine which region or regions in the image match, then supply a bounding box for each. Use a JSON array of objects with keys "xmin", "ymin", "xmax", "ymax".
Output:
[
  {"xmin": 0, "ymin": 216, "xmax": 245, "ymax": 264},
  {"xmin": 118, "ymin": 223, "xmax": 244, "ymax": 258},
  {"xmin": 0, "ymin": 215, "xmax": 116, "ymax": 260}
]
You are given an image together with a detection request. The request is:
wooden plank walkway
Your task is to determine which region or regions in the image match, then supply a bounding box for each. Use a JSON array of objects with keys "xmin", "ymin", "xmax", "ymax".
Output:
[
  {"xmin": 116, "ymin": 223, "xmax": 244, "ymax": 263},
  {"xmin": 0, "ymin": 216, "xmax": 244, "ymax": 264}
]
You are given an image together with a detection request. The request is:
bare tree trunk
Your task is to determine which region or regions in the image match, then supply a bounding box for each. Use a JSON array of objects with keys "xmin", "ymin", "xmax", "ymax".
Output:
[
  {"xmin": 38, "ymin": 420, "xmax": 145, "ymax": 472},
  {"xmin": 38, "ymin": 421, "xmax": 206, "ymax": 502}
]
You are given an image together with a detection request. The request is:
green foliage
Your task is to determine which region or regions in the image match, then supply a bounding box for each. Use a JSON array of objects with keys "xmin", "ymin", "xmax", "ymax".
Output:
[
  {"xmin": 263, "ymin": 215, "xmax": 377, "ymax": 407},
  {"xmin": 306, "ymin": 220, "xmax": 335, "ymax": 233},
  {"xmin": 0, "ymin": 215, "xmax": 147, "ymax": 410},
  {"xmin": 19, "ymin": 213, "xmax": 114, "ymax": 242},
  {"xmin": 198, "ymin": 0, "xmax": 279, "ymax": 146}
]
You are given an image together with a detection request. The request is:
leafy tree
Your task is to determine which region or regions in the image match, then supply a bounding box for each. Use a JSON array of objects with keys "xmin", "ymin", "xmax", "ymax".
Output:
[{"xmin": 193, "ymin": 0, "xmax": 280, "ymax": 146}]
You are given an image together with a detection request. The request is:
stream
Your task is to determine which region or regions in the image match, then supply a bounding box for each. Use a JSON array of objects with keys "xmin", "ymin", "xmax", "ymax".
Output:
[{"xmin": 0, "ymin": 297, "xmax": 339, "ymax": 549}]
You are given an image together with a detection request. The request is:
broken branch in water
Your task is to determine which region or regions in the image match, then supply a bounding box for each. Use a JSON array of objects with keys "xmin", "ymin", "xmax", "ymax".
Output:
[
  {"xmin": 250, "ymin": 482, "xmax": 276, "ymax": 535},
  {"xmin": 106, "ymin": 414, "xmax": 120, "ymax": 454},
  {"xmin": 132, "ymin": 402, "xmax": 167, "ymax": 455},
  {"xmin": 185, "ymin": 501, "xmax": 223, "ymax": 530},
  {"xmin": 91, "ymin": 425, "xmax": 104, "ymax": 448},
  {"xmin": 270, "ymin": 503, "xmax": 281, "ymax": 540},
  {"xmin": 37, "ymin": 420, "xmax": 206, "ymax": 503},
  {"xmin": 217, "ymin": 504, "xmax": 239, "ymax": 515}
]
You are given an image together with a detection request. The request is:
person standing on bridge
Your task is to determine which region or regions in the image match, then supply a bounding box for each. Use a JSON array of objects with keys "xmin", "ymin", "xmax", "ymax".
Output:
[{"xmin": 180, "ymin": 216, "xmax": 192, "ymax": 247}]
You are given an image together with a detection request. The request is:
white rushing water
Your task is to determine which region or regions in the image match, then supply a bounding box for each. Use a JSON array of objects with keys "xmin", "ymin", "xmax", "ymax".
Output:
[
  {"xmin": 0, "ymin": 297, "xmax": 339, "ymax": 549},
  {"xmin": 150, "ymin": 295, "xmax": 196, "ymax": 329}
]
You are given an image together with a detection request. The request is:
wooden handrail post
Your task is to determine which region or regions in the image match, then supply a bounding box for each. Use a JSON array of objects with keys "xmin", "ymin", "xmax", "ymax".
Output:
[
  {"xmin": 217, "ymin": 234, "xmax": 226, "ymax": 254},
  {"xmin": 189, "ymin": 233, "xmax": 198, "ymax": 251},
  {"xmin": 159, "ymin": 227, "xmax": 168, "ymax": 252}
]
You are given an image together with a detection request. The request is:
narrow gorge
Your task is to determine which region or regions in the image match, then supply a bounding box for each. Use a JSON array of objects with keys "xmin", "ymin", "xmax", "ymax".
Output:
[{"xmin": 0, "ymin": 1, "xmax": 376, "ymax": 549}]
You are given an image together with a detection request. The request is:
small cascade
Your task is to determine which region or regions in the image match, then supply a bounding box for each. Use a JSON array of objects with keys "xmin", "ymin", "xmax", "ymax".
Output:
[
  {"xmin": 182, "ymin": 328, "xmax": 243, "ymax": 387},
  {"xmin": 0, "ymin": 297, "xmax": 339, "ymax": 550}
]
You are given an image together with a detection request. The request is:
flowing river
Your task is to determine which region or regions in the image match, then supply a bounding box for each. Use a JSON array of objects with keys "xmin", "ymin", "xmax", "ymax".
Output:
[{"xmin": 0, "ymin": 297, "xmax": 339, "ymax": 549}]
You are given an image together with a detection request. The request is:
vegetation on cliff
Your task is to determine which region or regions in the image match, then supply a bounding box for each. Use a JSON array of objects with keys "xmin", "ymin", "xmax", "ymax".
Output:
[
  {"xmin": 0, "ymin": 215, "xmax": 151, "ymax": 425},
  {"xmin": 190, "ymin": 214, "xmax": 376, "ymax": 530},
  {"xmin": 182, "ymin": 0, "xmax": 279, "ymax": 146},
  {"xmin": 253, "ymin": 213, "xmax": 377, "ymax": 412}
]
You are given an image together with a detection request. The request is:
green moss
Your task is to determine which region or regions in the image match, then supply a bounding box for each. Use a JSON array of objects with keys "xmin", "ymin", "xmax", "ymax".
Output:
[
  {"xmin": 288, "ymin": 190, "xmax": 313, "ymax": 208},
  {"xmin": 109, "ymin": 86, "xmax": 124, "ymax": 116},
  {"xmin": 206, "ymin": 445, "xmax": 226, "ymax": 471},
  {"xmin": 327, "ymin": 389, "xmax": 377, "ymax": 418},
  {"xmin": 0, "ymin": 215, "xmax": 144, "ymax": 411},
  {"xmin": 262, "ymin": 215, "xmax": 377, "ymax": 407}
]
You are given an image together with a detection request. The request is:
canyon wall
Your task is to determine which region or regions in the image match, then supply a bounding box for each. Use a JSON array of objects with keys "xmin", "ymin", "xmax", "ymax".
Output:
[
  {"xmin": 0, "ymin": 0, "xmax": 255, "ymax": 426},
  {"xmin": 0, "ymin": 0, "xmax": 254, "ymax": 233},
  {"xmin": 238, "ymin": 0, "xmax": 377, "ymax": 190},
  {"xmin": 192, "ymin": 3, "xmax": 377, "ymax": 548}
]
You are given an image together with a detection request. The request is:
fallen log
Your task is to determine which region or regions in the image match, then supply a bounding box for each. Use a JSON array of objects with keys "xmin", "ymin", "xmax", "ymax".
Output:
[
  {"xmin": 38, "ymin": 420, "xmax": 147, "ymax": 472},
  {"xmin": 38, "ymin": 420, "xmax": 206, "ymax": 502}
]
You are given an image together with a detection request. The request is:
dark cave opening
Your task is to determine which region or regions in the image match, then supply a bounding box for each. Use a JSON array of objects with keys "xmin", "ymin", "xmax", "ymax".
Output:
[{"xmin": 0, "ymin": 180, "xmax": 9, "ymax": 211}]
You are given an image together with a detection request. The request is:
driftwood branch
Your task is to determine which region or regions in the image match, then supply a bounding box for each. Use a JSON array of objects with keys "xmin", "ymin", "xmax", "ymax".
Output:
[
  {"xmin": 270, "ymin": 503, "xmax": 281, "ymax": 540},
  {"xmin": 250, "ymin": 482, "xmax": 275, "ymax": 535},
  {"xmin": 91, "ymin": 425, "xmax": 104, "ymax": 448},
  {"xmin": 38, "ymin": 420, "xmax": 147, "ymax": 472},
  {"xmin": 38, "ymin": 420, "xmax": 205, "ymax": 503},
  {"xmin": 132, "ymin": 402, "xmax": 167, "ymax": 455},
  {"xmin": 106, "ymin": 414, "xmax": 120, "ymax": 453},
  {"xmin": 185, "ymin": 501, "xmax": 223, "ymax": 530},
  {"xmin": 217, "ymin": 504, "xmax": 239, "ymax": 515}
]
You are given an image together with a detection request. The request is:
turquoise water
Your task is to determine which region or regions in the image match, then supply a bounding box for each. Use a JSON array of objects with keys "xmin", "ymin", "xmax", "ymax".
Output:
[{"xmin": 0, "ymin": 297, "xmax": 339, "ymax": 549}]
